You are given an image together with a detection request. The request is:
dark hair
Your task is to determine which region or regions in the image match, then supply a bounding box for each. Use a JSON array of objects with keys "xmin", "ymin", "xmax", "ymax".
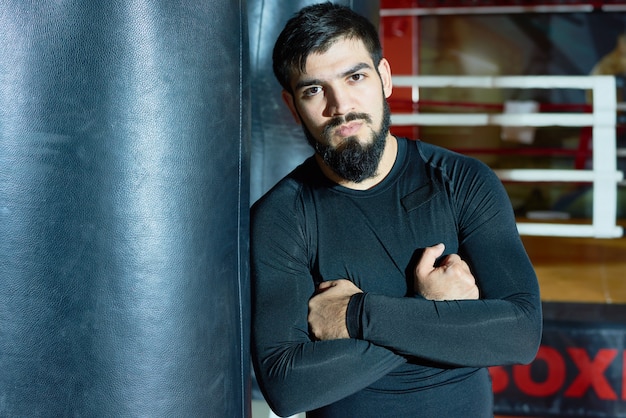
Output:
[{"xmin": 272, "ymin": 2, "xmax": 383, "ymax": 93}]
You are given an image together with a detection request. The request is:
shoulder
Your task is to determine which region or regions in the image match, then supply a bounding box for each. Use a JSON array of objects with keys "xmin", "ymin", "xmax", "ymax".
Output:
[
  {"xmin": 251, "ymin": 157, "xmax": 318, "ymax": 222},
  {"xmin": 406, "ymin": 139, "xmax": 496, "ymax": 182},
  {"xmin": 250, "ymin": 158, "xmax": 320, "ymax": 264}
]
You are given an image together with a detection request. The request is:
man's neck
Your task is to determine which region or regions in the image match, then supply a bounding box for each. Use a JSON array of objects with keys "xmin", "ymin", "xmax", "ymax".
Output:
[{"xmin": 316, "ymin": 134, "xmax": 398, "ymax": 191}]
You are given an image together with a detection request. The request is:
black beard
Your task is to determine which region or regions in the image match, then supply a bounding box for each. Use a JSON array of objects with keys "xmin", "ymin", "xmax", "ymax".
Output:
[{"xmin": 302, "ymin": 100, "xmax": 391, "ymax": 183}]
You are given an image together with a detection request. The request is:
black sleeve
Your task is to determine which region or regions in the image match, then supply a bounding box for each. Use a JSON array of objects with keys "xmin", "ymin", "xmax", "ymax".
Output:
[
  {"xmin": 346, "ymin": 159, "xmax": 542, "ymax": 367},
  {"xmin": 251, "ymin": 181, "xmax": 406, "ymax": 417}
]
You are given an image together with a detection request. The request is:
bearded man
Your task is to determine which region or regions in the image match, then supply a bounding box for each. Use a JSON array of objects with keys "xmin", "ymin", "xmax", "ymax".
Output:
[{"xmin": 250, "ymin": 4, "xmax": 542, "ymax": 418}]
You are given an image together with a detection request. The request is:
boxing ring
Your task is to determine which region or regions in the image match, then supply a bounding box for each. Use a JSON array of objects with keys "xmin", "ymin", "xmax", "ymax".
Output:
[{"xmin": 391, "ymin": 75, "xmax": 624, "ymax": 239}]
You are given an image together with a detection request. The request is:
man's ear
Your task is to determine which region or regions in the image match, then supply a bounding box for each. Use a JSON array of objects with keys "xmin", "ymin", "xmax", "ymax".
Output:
[
  {"xmin": 281, "ymin": 90, "xmax": 301, "ymax": 124},
  {"xmin": 378, "ymin": 58, "xmax": 393, "ymax": 99}
]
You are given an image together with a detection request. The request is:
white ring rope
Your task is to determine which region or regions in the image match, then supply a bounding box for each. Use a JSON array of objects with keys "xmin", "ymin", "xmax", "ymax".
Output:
[{"xmin": 391, "ymin": 75, "xmax": 623, "ymax": 238}]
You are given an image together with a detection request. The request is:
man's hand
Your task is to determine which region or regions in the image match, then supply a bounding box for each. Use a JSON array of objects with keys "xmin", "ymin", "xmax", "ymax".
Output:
[
  {"xmin": 414, "ymin": 243, "xmax": 479, "ymax": 301},
  {"xmin": 308, "ymin": 279, "xmax": 363, "ymax": 341}
]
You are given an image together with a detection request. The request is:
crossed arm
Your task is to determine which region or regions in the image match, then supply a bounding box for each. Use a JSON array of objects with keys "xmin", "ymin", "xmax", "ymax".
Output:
[
  {"xmin": 251, "ymin": 172, "xmax": 542, "ymax": 416},
  {"xmin": 308, "ymin": 242, "xmax": 479, "ymax": 341},
  {"xmin": 253, "ymin": 228, "xmax": 540, "ymax": 417}
]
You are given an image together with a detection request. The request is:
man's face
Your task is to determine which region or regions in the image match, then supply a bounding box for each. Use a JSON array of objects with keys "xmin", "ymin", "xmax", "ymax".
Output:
[{"xmin": 282, "ymin": 37, "xmax": 393, "ymax": 183}]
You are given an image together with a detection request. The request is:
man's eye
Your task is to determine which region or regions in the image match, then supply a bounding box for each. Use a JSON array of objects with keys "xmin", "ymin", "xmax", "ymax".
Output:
[
  {"xmin": 350, "ymin": 74, "xmax": 365, "ymax": 82},
  {"xmin": 303, "ymin": 86, "xmax": 321, "ymax": 97}
]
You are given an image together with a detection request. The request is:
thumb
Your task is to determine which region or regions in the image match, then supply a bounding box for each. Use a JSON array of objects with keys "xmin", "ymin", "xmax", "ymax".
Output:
[
  {"xmin": 317, "ymin": 280, "xmax": 336, "ymax": 292},
  {"xmin": 417, "ymin": 243, "xmax": 445, "ymax": 274}
]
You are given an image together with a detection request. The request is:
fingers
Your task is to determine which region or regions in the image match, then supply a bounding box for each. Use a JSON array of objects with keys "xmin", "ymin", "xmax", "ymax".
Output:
[
  {"xmin": 436, "ymin": 254, "xmax": 474, "ymax": 283},
  {"xmin": 317, "ymin": 280, "xmax": 335, "ymax": 291},
  {"xmin": 416, "ymin": 243, "xmax": 445, "ymax": 276},
  {"xmin": 438, "ymin": 254, "xmax": 470, "ymax": 274},
  {"xmin": 309, "ymin": 279, "xmax": 361, "ymax": 340},
  {"xmin": 414, "ymin": 244, "xmax": 479, "ymax": 300},
  {"xmin": 317, "ymin": 279, "xmax": 359, "ymax": 294}
]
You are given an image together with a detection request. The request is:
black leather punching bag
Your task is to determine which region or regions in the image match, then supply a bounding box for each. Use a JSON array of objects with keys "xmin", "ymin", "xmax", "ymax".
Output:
[
  {"xmin": 248, "ymin": 0, "xmax": 380, "ymax": 204},
  {"xmin": 0, "ymin": 1, "xmax": 250, "ymax": 417}
]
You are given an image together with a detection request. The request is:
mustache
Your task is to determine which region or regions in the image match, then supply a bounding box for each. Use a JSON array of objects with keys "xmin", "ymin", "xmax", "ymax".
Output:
[{"xmin": 323, "ymin": 112, "xmax": 373, "ymax": 136}]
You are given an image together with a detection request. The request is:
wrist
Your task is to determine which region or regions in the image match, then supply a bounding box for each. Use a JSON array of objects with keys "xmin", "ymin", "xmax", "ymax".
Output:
[{"xmin": 346, "ymin": 292, "xmax": 366, "ymax": 339}]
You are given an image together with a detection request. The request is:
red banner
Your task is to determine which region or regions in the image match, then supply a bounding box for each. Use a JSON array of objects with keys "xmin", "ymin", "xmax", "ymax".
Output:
[{"xmin": 492, "ymin": 303, "xmax": 626, "ymax": 417}]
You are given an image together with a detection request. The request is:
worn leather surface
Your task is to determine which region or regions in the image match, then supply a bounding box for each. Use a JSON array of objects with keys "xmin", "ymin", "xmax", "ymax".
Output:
[{"xmin": 0, "ymin": 1, "xmax": 250, "ymax": 416}]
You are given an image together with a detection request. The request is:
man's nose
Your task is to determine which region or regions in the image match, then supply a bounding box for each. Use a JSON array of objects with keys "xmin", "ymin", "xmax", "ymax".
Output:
[{"xmin": 325, "ymin": 87, "xmax": 353, "ymax": 117}]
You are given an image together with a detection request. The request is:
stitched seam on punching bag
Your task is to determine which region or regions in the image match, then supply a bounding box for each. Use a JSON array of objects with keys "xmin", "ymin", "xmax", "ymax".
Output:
[{"xmin": 236, "ymin": 1, "xmax": 247, "ymax": 416}]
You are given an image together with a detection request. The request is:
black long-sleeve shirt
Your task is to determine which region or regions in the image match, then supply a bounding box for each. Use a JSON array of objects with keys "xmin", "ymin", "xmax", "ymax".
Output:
[{"xmin": 251, "ymin": 137, "xmax": 542, "ymax": 417}]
